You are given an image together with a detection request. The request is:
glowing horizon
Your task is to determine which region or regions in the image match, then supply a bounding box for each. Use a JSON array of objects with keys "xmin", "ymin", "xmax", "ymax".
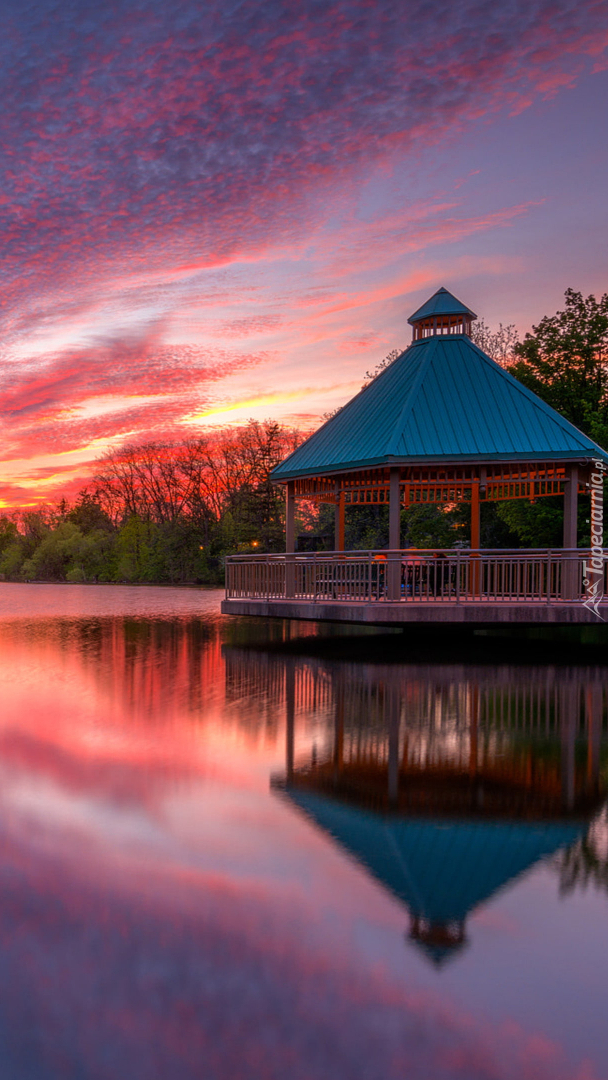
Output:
[{"xmin": 1, "ymin": 1, "xmax": 607, "ymax": 509}]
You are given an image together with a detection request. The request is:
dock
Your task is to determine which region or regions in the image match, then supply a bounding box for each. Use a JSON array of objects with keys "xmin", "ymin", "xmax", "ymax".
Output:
[{"xmin": 221, "ymin": 549, "xmax": 607, "ymax": 626}]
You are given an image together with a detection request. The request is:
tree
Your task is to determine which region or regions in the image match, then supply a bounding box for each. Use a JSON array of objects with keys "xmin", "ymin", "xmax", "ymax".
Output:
[
  {"xmin": 220, "ymin": 421, "xmax": 301, "ymax": 551},
  {"xmin": 509, "ymin": 289, "xmax": 608, "ymax": 445},
  {"xmin": 0, "ymin": 516, "xmax": 19, "ymax": 555},
  {"xmin": 363, "ymin": 347, "xmax": 405, "ymax": 387},
  {"xmin": 92, "ymin": 421, "xmax": 301, "ymax": 550},
  {"xmin": 113, "ymin": 516, "xmax": 161, "ymax": 582},
  {"xmin": 67, "ymin": 491, "xmax": 114, "ymax": 533},
  {"xmin": 494, "ymin": 498, "xmax": 563, "ymax": 548},
  {"xmin": 402, "ymin": 505, "xmax": 464, "ymax": 549},
  {"xmin": 93, "ymin": 442, "xmax": 199, "ymax": 525},
  {"xmin": 554, "ymin": 808, "xmax": 608, "ymax": 897},
  {"xmin": 0, "ymin": 420, "xmax": 305, "ymax": 583},
  {"xmin": 20, "ymin": 521, "xmax": 112, "ymax": 582},
  {"xmin": 345, "ymin": 505, "xmax": 389, "ymax": 550},
  {"xmin": 470, "ymin": 318, "xmax": 519, "ymax": 365},
  {"xmin": 0, "ymin": 516, "xmax": 23, "ymax": 580}
]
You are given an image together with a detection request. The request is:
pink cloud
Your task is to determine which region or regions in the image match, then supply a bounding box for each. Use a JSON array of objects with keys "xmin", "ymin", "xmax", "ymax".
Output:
[{"xmin": 0, "ymin": 0, "xmax": 606, "ymax": 503}]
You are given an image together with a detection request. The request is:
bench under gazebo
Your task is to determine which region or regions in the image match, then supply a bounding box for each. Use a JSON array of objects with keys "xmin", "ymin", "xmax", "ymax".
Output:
[{"xmin": 222, "ymin": 288, "xmax": 608, "ymax": 625}]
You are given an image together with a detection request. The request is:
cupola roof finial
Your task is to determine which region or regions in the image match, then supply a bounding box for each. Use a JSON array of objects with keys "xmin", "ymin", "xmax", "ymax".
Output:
[{"xmin": 408, "ymin": 287, "xmax": 477, "ymax": 340}]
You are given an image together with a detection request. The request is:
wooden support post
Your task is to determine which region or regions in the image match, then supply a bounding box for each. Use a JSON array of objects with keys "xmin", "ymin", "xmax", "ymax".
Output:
[
  {"xmin": 586, "ymin": 684, "xmax": 602, "ymax": 794},
  {"xmin": 560, "ymin": 685, "xmax": 577, "ymax": 811},
  {"xmin": 470, "ymin": 482, "xmax": 480, "ymax": 550},
  {"xmin": 562, "ymin": 465, "xmax": 579, "ymax": 599},
  {"xmin": 469, "ymin": 684, "xmax": 479, "ymax": 779},
  {"xmin": 335, "ymin": 489, "xmax": 345, "ymax": 551},
  {"xmin": 387, "ymin": 688, "xmax": 400, "ymax": 807},
  {"xmin": 285, "ymin": 663, "xmax": 295, "ymax": 784},
  {"xmin": 563, "ymin": 465, "xmax": 578, "ymax": 548},
  {"xmin": 401, "ymin": 733, "xmax": 409, "ymax": 771},
  {"xmin": 388, "ymin": 468, "xmax": 401, "ymax": 600},
  {"xmin": 471, "ymin": 482, "xmax": 480, "ymax": 595},
  {"xmin": 285, "ymin": 481, "xmax": 295, "ymax": 553},
  {"xmin": 285, "ymin": 481, "xmax": 296, "ymax": 598},
  {"xmin": 333, "ymin": 682, "xmax": 344, "ymax": 781},
  {"xmin": 389, "ymin": 468, "xmax": 401, "ymax": 549}
]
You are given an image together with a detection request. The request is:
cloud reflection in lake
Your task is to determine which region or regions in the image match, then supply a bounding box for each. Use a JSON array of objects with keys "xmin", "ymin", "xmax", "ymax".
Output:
[{"xmin": 0, "ymin": 584, "xmax": 606, "ymax": 1079}]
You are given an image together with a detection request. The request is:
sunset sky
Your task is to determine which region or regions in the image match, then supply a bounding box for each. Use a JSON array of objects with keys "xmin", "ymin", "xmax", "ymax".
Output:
[{"xmin": 1, "ymin": 0, "xmax": 607, "ymax": 508}]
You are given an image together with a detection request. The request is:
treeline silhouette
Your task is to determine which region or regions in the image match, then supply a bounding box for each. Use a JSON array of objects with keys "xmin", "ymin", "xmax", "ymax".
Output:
[
  {"xmin": 1, "ymin": 290, "xmax": 606, "ymax": 584},
  {"xmin": 0, "ymin": 422, "xmax": 302, "ymax": 584}
]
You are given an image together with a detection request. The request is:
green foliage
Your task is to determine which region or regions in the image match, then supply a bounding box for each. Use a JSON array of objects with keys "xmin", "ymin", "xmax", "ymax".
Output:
[
  {"xmin": 67, "ymin": 492, "xmax": 114, "ymax": 533},
  {"xmin": 0, "ymin": 518, "xmax": 21, "ymax": 579},
  {"xmin": 495, "ymin": 498, "xmax": 564, "ymax": 548},
  {"xmin": 510, "ymin": 288, "xmax": 608, "ymax": 446},
  {"xmin": 341, "ymin": 503, "xmax": 516, "ymax": 551},
  {"xmin": 221, "ymin": 485, "xmax": 285, "ymax": 553},
  {"xmin": 20, "ymin": 510, "xmax": 52, "ymax": 559},
  {"xmin": 344, "ymin": 504, "xmax": 471, "ymax": 551},
  {"xmin": 480, "ymin": 502, "xmax": 521, "ymax": 548},
  {"xmin": 488, "ymin": 289, "xmax": 608, "ymax": 546},
  {"xmin": 345, "ymin": 505, "xmax": 389, "ymax": 550},
  {"xmin": 402, "ymin": 505, "xmax": 460, "ymax": 548},
  {"xmin": 0, "ymin": 511, "xmax": 50, "ymax": 578},
  {"xmin": 0, "ymin": 517, "xmax": 19, "ymax": 552},
  {"xmin": 0, "ymin": 519, "xmax": 26, "ymax": 579},
  {"xmin": 20, "ymin": 521, "xmax": 115, "ymax": 582},
  {"xmin": 495, "ymin": 494, "xmax": 602, "ymax": 549},
  {"xmin": 294, "ymin": 501, "xmax": 334, "ymax": 551},
  {"xmin": 112, "ymin": 517, "xmax": 151, "ymax": 581},
  {"xmin": 0, "ymin": 543, "xmax": 24, "ymax": 579}
]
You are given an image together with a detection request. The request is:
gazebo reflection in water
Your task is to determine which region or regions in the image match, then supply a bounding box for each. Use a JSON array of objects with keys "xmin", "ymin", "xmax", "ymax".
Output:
[{"xmin": 224, "ymin": 647, "xmax": 607, "ymax": 966}]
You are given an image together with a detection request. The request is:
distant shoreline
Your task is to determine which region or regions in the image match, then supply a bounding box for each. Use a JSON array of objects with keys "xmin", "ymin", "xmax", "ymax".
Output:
[{"xmin": 0, "ymin": 580, "xmax": 221, "ymax": 589}]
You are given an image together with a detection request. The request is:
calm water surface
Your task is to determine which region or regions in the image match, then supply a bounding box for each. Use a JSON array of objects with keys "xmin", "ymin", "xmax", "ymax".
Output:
[{"xmin": 0, "ymin": 583, "xmax": 607, "ymax": 1080}]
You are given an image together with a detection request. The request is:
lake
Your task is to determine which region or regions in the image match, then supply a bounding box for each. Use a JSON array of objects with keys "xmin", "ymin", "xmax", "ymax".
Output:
[{"xmin": 0, "ymin": 583, "xmax": 606, "ymax": 1080}]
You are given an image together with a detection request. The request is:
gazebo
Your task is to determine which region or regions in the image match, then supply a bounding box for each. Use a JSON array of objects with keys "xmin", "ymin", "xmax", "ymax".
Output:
[{"xmin": 223, "ymin": 288, "xmax": 608, "ymax": 623}]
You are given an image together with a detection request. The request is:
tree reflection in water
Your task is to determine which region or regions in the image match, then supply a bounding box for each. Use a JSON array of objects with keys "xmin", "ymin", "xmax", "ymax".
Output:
[{"xmin": 555, "ymin": 806, "xmax": 608, "ymax": 895}]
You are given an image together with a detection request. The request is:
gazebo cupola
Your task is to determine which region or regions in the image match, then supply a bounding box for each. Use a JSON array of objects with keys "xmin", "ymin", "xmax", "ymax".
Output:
[{"xmin": 408, "ymin": 286, "xmax": 477, "ymax": 340}]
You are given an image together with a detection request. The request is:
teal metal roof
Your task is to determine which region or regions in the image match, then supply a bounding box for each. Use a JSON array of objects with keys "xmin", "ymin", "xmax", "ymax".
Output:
[
  {"xmin": 408, "ymin": 287, "xmax": 476, "ymax": 323},
  {"xmin": 285, "ymin": 789, "xmax": 584, "ymax": 950},
  {"xmin": 272, "ymin": 334, "xmax": 608, "ymax": 480}
]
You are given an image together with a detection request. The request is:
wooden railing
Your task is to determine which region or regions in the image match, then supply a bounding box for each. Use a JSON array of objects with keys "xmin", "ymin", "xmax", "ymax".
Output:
[{"xmin": 225, "ymin": 549, "xmax": 608, "ymax": 604}]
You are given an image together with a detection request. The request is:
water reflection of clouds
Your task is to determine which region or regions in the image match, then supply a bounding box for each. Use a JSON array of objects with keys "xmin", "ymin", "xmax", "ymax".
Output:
[
  {"xmin": 0, "ymin": 823, "xmax": 591, "ymax": 1080},
  {"xmin": 0, "ymin": 591, "xmax": 606, "ymax": 1078}
]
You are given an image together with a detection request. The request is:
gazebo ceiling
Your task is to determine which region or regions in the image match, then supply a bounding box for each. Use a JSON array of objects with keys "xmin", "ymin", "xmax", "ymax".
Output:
[{"xmin": 272, "ymin": 302, "xmax": 608, "ymax": 485}]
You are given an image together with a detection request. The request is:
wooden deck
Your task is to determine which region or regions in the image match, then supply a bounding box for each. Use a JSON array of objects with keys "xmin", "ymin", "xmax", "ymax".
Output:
[{"xmin": 222, "ymin": 549, "xmax": 608, "ymax": 626}]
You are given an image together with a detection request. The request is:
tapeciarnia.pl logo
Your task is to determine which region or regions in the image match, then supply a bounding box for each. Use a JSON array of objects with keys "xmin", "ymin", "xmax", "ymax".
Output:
[{"xmin": 582, "ymin": 459, "xmax": 606, "ymax": 620}]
